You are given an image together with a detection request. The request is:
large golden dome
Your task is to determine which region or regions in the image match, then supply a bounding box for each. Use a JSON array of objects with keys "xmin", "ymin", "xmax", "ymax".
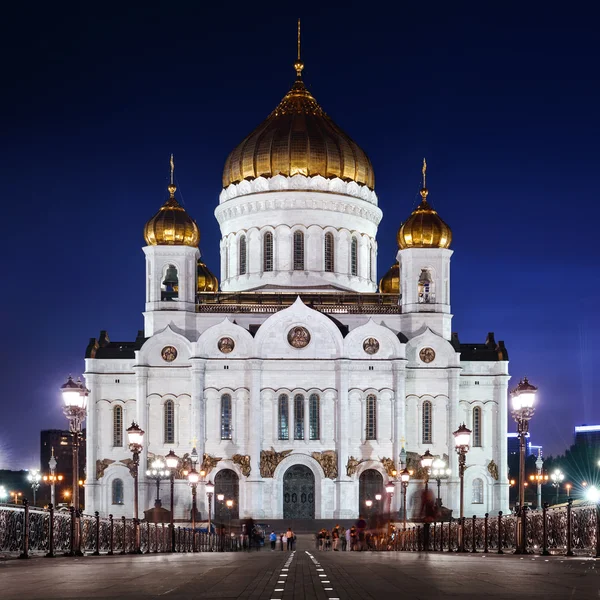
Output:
[
  {"xmin": 197, "ymin": 260, "xmax": 218, "ymax": 292},
  {"xmin": 397, "ymin": 160, "xmax": 452, "ymax": 249},
  {"xmin": 379, "ymin": 262, "xmax": 400, "ymax": 294},
  {"xmin": 222, "ymin": 64, "xmax": 375, "ymax": 190},
  {"xmin": 144, "ymin": 158, "xmax": 200, "ymax": 247}
]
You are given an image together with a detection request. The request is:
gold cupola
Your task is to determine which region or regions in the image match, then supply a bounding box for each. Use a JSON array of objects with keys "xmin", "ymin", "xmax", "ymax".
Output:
[
  {"xmin": 197, "ymin": 259, "xmax": 218, "ymax": 292},
  {"xmin": 222, "ymin": 20, "xmax": 375, "ymax": 190},
  {"xmin": 379, "ymin": 262, "xmax": 400, "ymax": 294},
  {"xmin": 144, "ymin": 155, "xmax": 200, "ymax": 247},
  {"xmin": 397, "ymin": 159, "xmax": 452, "ymax": 249}
]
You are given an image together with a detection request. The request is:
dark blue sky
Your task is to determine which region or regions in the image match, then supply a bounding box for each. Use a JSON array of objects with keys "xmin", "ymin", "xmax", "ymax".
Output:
[{"xmin": 1, "ymin": 3, "xmax": 598, "ymax": 468}]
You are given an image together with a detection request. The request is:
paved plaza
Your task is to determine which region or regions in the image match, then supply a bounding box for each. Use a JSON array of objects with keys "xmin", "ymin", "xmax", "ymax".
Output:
[{"xmin": 1, "ymin": 536, "xmax": 599, "ymax": 599}]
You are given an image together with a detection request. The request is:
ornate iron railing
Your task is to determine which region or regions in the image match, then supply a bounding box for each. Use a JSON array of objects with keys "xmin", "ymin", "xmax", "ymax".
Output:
[{"xmin": 0, "ymin": 501, "xmax": 240, "ymax": 558}]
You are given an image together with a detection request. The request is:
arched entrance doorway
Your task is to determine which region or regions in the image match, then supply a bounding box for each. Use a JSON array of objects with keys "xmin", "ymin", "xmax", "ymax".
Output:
[
  {"xmin": 214, "ymin": 469, "xmax": 239, "ymax": 522},
  {"xmin": 283, "ymin": 465, "xmax": 315, "ymax": 519},
  {"xmin": 359, "ymin": 469, "xmax": 383, "ymax": 516}
]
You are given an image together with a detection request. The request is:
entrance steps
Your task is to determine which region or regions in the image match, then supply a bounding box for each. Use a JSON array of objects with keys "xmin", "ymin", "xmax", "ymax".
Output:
[{"xmin": 253, "ymin": 519, "xmax": 358, "ymax": 533}]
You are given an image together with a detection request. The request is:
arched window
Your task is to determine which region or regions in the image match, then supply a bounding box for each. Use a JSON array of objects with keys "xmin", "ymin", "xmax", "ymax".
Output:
[
  {"xmin": 164, "ymin": 400, "xmax": 175, "ymax": 444},
  {"xmin": 351, "ymin": 237, "xmax": 358, "ymax": 276},
  {"xmin": 278, "ymin": 394, "xmax": 289, "ymax": 440},
  {"xmin": 309, "ymin": 394, "xmax": 320, "ymax": 440},
  {"xmin": 239, "ymin": 235, "xmax": 247, "ymax": 275},
  {"xmin": 472, "ymin": 478, "xmax": 484, "ymax": 504},
  {"xmin": 221, "ymin": 394, "xmax": 232, "ymax": 440},
  {"xmin": 113, "ymin": 405, "xmax": 123, "ymax": 447},
  {"xmin": 473, "ymin": 407, "xmax": 482, "ymax": 447},
  {"xmin": 324, "ymin": 232, "xmax": 334, "ymax": 272},
  {"xmin": 112, "ymin": 479, "xmax": 124, "ymax": 505},
  {"xmin": 161, "ymin": 264, "xmax": 179, "ymax": 301},
  {"xmin": 422, "ymin": 400, "xmax": 432, "ymax": 444},
  {"xmin": 293, "ymin": 231, "xmax": 304, "ymax": 270},
  {"xmin": 366, "ymin": 394, "xmax": 377, "ymax": 440},
  {"xmin": 263, "ymin": 232, "xmax": 273, "ymax": 272},
  {"xmin": 294, "ymin": 394, "xmax": 304, "ymax": 440},
  {"xmin": 418, "ymin": 268, "xmax": 434, "ymax": 303}
]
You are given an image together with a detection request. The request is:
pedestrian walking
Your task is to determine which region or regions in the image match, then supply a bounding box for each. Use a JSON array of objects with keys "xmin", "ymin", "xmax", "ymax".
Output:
[
  {"xmin": 286, "ymin": 527, "xmax": 294, "ymax": 550},
  {"xmin": 280, "ymin": 532, "xmax": 285, "ymax": 551},
  {"xmin": 269, "ymin": 530, "xmax": 277, "ymax": 550}
]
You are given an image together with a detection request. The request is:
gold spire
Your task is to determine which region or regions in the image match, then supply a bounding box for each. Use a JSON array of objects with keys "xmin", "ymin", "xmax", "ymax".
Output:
[
  {"xmin": 294, "ymin": 18, "xmax": 304, "ymax": 78},
  {"xmin": 421, "ymin": 157, "xmax": 428, "ymax": 200},
  {"xmin": 168, "ymin": 153, "xmax": 176, "ymax": 198}
]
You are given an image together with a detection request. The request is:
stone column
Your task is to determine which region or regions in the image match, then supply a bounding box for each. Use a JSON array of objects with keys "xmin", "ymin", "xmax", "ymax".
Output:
[
  {"xmin": 246, "ymin": 360, "xmax": 264, "ymax": 517},
  {"xmin": 392, "ymin": 360, "xmax": 406, "ymax": 514},
  {"xmin": 335, "ymin": 360, "xmax": 352, "ymax": 518},
  {"xmin": 83, "ymin": 372, "xmax": 98, "ymax": 513},
  {"xmin": 495, "ymin": 376, "xmax": 510, "ymax": 512},
  {"xmin": 447, "ymin": 368, "xmax": 461, "ymax": 515},
  {"xmin": 134, "ymin": 366, "xmax": 149, "ymax": 519}
]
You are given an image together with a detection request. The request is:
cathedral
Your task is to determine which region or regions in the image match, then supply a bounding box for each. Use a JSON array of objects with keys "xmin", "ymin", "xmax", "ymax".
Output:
[{"xmin": 83, "ymin": 44, "xmax": 510, "ymax": 523}]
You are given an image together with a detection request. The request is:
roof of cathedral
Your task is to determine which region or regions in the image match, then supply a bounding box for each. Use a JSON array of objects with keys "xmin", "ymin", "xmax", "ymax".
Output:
[
  {"xmin": 197, "ymin": 259, "xmax": 218, "ymax": 293},
  {"xmin": 452, "ymin": 331, "xmax": 509, "ymax": 361},
  {"xmin": 221, "ymin": 50, "xmax": 374, "ymax": 190},
  {"xmin": 85, "ymin": 330, "xmax": 146, "ymax": 359},
  {"xmin": 379, "ymin": 262, "xmax": 400, "ymax": 294}
]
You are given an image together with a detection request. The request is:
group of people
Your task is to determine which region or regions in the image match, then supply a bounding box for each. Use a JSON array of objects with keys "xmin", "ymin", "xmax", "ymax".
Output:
[
  {"xmin": 316, "ymin": 520, "xmax": 400, "ymax": 552},
  {"xmin": 269, "ymin": 527, "xmax": 296, "ymax": 551}
]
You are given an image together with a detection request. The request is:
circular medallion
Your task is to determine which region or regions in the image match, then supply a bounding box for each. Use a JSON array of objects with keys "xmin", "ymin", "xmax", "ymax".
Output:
[
  {"xmin": 363, "ymin": 337, "xmax": 380, "ymax": 355},
  {"xmin": 161, "ymin": 345, "xmax": 177, "ymax": 362},
  {"xmin": 419, "ymin": 347, "xmax": 436, "ymax": 363},
  {"xmin": 217, "ymin": 337, "xmax": 235, "ymax": 354},
  {"xmin": 287, "ymin": 326, "xmax": 311, "ymax": 348}
]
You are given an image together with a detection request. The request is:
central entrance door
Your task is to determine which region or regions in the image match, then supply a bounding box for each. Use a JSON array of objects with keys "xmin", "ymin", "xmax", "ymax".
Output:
[
  {"xmin": 283, "ymin": 465, "xmax": 315, "ymax": 519},
  {"xmin": 359, "ymin": 469, "xmax": 383, "ymax": 516},
  {"xmin": 214, "ymin": 469, "xmax": 239, "ymax": 522}
]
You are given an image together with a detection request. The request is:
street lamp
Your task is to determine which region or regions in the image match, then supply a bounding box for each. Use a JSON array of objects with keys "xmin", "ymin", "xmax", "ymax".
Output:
[
  {"xmin": 226, "ymin": 499, "xmax": 234, "ymax": 537},
  {"xmin": 453, "ymin": 423, "xmax": 472, "ymax": 553},
  {"xmin": 165, "ymin": 449, "xmax": 179, "ymax": 552},
  {"xmin": 187, "ymin": 467, "xmax": 200, "ymax": 551},
  {"xmin": 420, "ymin": 450, "xmax": 434, "ymax": 490},
  {"xmin": 400, "ymin": 468, "xmax": 410, "ymax": 531},
  {"xmin": 550, "ymin": 469, "xmax": 564, "ymax": 505},
  {"xmin": 385, "ymin": 480, "xmax": 395, "ymax": 534},
  {"xmin": 60, "ymin": 375, "xmax": 88, "ymax": 511},
  {"xmin": 10, "ymin": 491, "xmax": 23, "ymax": 504},
  {"xmin": 27, "ymin": 469, "xmax": 42, "ymax": 506},
  {"xmin": 126, "ymin": 421, "xmax": 144, "ymax": 553},
  {"xmin": 206, "ymin": 480, "xmax": 215, "ymax": 535},
  {"xmin": 431, "ymin": 457, "xmax": 451, "ymax": 508},
  {"xmin": 43, "ymin": 448, "xmax": 63, "ymax": 507},
  {"xmin": 145, "ymin": 459, "xmax": 170, "ymax": 508}
]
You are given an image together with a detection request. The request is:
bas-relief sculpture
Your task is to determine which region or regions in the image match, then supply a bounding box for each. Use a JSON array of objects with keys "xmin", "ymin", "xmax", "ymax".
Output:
[
  {"xmin": 232, "ymin": 454, "xmax": 251, "ymax": 477},
  {"xmin": 380, "ymin": 457, "xmax": 397, "ymax": 477},
  {"xmin": 95, "ymin": 458, "xmax": 115, "ymax": 479},
  {"xmin": 346, "ymin": 456, "xmax": 366, "ymax": 477},
  {"xmin": 487, "ymin": 459, "xmax": 499, "ymax": 481},
  {"xmin": 260, "ymin": 447, "xmax": 292, "ymax": 478},
  {"xmin": 312, "ymin": 450, "xmax": 338, "ymax": 479},
  {"xmin": 201, "ymin": 453, "xmax": 222, "ymax": 475}
]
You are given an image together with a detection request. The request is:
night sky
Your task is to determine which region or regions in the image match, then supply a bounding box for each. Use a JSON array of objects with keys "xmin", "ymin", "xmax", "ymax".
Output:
[{"xmin": 1, "ymin": 3, "xmax": 598, "ymax": 469}]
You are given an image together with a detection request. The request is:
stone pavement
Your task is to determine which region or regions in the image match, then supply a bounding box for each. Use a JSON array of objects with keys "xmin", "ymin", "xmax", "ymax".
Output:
[{"xmin": 0, "ymin": 534, "xmax": 599, "ymax": 599}]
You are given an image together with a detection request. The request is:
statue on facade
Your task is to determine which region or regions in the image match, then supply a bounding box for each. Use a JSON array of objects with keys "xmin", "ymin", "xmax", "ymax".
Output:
[
  {"xmin": 487, "ymin": 459, "xmax": 499, "ymax": 481},
  {"xmin": 312, "ymin": 450, "xmax": 338, "ymax": 479},
  {"xmin": 380, "ymin": 456, "xmax": 397, "ymax": 477},
  {"xmin": 201, "ymin": 453, "xmax": 222, "ymax": 475},
  {"xmin": 232, "ymin": 454, "xmax": 251, "ymax": 477},
  {"xmin": 96, "ymin": 458, "xmax": 114, "ymax": 479},
  {"xmin": 346, "ymin": 456, "xmax": 365, "ymax": 477},
  {"xmin": 260, "ymin": 447, "xmax": 292, "ymax": 478},
  {"xmin": 175, "ymin": 453, "xmax": 193, "ymax": 479},
  {"xmin": 405, "ymin": 451, "xmax": 429, "ymax": 480}
]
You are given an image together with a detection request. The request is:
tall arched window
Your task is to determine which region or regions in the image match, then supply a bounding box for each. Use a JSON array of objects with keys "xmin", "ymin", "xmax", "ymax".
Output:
[
  {"xmin": 309, "ymin": 394, "xmax": 320, "ymax": 440},
  {"xmin": 293, "ymin": 231, "xmax": 304, "ymax": 270},
  {"xmin": 112, "ymin": 479, "xmax": 124, "ymax": 505},
  {"xmin": 263, "ymin": 232, "xmax": 273, "ymax": 272},
  {"xmin": 473, "ymin": 407, "xmax": 482, "ymax": 447},
  {"xmin": 472, "ymin": 478, "xmax": 484, "ymax": 504},
  {"xmin": 351, "ymin": 237, "xmax": 358, "ymax": 276},
  {"xmin": 278, "ymin": 394, "xmax": 289, "ymax": 440},
  {"xmin": 113, "ymin": 405, "xmax": 123, "ymax": 447},
  {"xmin": 221, "ymin": 394, "xmax": 232, "ymax": 440},
  {"xmin": 164, "ymin": 400, "xmax": 175, "ymax": 444},
  {"xmin": 324, "ymin": 232, "xmax": 334, "ymax": 272},
  {"xmin": 294, "ymin": 394, "xmax": 304, "ymax": 440},
  {"xmin": 366, "ymin": 394, "xmax": 377, "ymax": 440},
  {"xmin": 422, "ymin": 400, "xmax": 432, "ymax": 444},
  {"xmin": 239, "ymin": 235, "xmax": 247, "ymax": 275}
]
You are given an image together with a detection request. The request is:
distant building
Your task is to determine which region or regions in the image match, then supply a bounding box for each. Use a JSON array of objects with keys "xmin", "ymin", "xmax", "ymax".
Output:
[
  {"xmin": 574, "ymin": 425, "xmax": 600, "ymax": 446},
  {"xmin": 507, "ymin": 432, "xmax": 532, "ymax": 457}
]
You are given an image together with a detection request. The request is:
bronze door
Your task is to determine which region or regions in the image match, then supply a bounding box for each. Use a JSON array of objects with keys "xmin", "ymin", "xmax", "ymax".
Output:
[{"xmin": 283, "ymin": 465, "xmax": 315, "ymax": 519}]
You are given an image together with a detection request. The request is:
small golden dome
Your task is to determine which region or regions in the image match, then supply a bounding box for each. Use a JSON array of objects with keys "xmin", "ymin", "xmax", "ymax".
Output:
[
  {"xmin": 144, "ymin": 157, "xmax": 200, "ymax": 247},
  {"xmin": 397, "ymin": 160, "xmax": 452, "ymax": 249},
  {"xmin": 222, "ymin": 67, "xmax": 374, "ymax": 190},
  {"xmin": 197, "ymin": 260, "xmax": 218, "ymax": 292},
  {"xmin": 379, "ymin": 262, "xmax": 400, "ymax": 294}
]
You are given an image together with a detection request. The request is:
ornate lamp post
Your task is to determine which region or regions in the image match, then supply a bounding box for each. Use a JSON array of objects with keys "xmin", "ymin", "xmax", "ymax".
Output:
[
  {"xmin": 187, "ymin": 467, "xmax": 199, "ymax": 551},
  {"xmin": 420, "ymin": 450, "xmax": 434, "ymax": 490},
  {"xmin": 400, "ymin": 468, "xmax": 410, "ymax": 531},
  {"xmin": 145, "ymin": 459, "xmax": 170, "ymax": 508},
  {"xmin": 551, "ymin": 469, "xmax": 564, "ymax": 505},
  {"xmin": 226, "ymin": 499, "xmax": 234, "ymax": 537},
  {"xmin": 126, "ymin": 421, "xmax": 144, "ymax": 553},
  {"xmin": 431, "ymin": 457, "xmax": 451, "ymax": 508},
  {"xmin": 206, "ymin": 480, "xmax": 215, "ymax": 535},
  {"xmin": 453, "ymin": 423, "xmax": 472, "ymax": 553},
  {"xmin": 385, "ymin": 480, "xmax": 395, "ymax": 534},
  {"xmin": 43, "ymin": 449, "xmax": 63, "ymax": 507},
  {"xmin": 27, "ymin": 469, "xmax": 42, "ymax": 506},
  {"xmin": 165, "ymin": 449, "xmax": 179, "ymax": 552}
]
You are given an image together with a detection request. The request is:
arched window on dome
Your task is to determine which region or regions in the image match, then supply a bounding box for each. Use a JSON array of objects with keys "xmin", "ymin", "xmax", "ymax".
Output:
[
  {"xmin": 112, "ymin": 479, "xmax": 124, "ymax": 505},
  {"xmin": 309, "ymin": 394, "xmax": 320, "ymax": 440},
  {"xmin": 263, "ymin": 232, "xmax": 273, "ymax": 272},
  {"xmin": 293, "ymin": 231, "xmax": 304, "ymax": 270},
  {"xmin": 239, "ymin": 235, "xmax": 247, "ymax": 276},
  {"xmin": 351, "ymin": 237, "xmax": 358, "ymax": 276},
  {"xmin": 164, "ymin": 400, "xmax": 175, "ymax": 444},
  {"xmin": 473, "ymin": 406, "xmax": 482, "ymax": 447},
  {"xmin": 294, "ymin": 394, "xmax": 304, "ymax": 440},
  {"xmin": 472, "ymin": 478, "xmax": 484, "ymax": 504},
  {"xmin": 278, "ymin": 394, "xmax": 289, "ymax": 440},
  {"xmin": 161, "ymin": 264, "xmax": 179, "ymax": 301},
  {"xmin": 366, "ymin": 394, "xmax": 377, "ymax": 440},
  {"xmin": 418, "ymin": 268, "xmax": 435, "ymax": 303},
  {"xmin": 221, "ymin": 394, "xmax": 232, "ymax": 440},
  {"xmin": 422, "ymin": 400, "xmax": 433, "ymax": 444},
  {"xmin": 113, "ymin": 405, "xmax": 123, "ymax": 447},
  {"xmin": 324, "ymin": 233, "xmax": 334, "ymax": 272}
]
